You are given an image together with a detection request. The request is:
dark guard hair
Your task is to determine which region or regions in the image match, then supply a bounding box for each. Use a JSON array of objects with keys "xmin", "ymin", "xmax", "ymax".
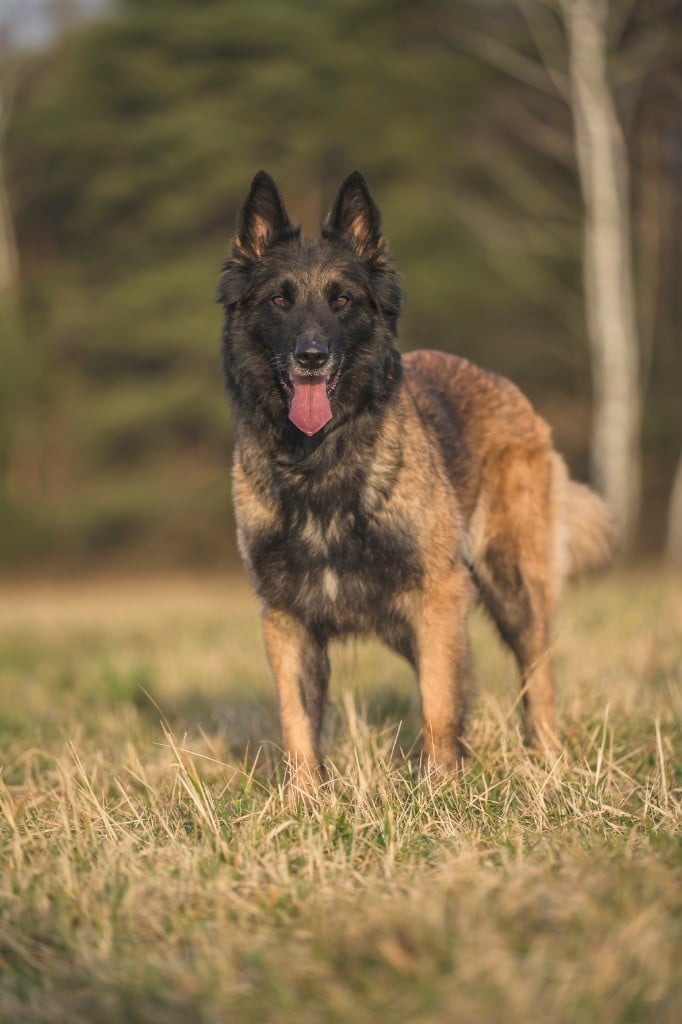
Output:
[
  {"xmin": 217, "ymin": 170, "xmax": 616, "ymax": 782},
  {"xmin": 217, "ymin": 170, "xmax": 403, "ymax": 453}
]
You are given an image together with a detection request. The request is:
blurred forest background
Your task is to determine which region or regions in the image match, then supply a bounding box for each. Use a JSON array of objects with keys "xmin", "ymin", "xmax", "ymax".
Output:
[{"xmin": 0, "ymin": 0, "xmax": 679, "ymax": 572}]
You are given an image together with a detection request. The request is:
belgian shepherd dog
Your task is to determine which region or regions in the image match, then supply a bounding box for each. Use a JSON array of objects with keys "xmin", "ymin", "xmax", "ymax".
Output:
[{"xmin": 218, "ymin": 170, "xmax": 615, "ymax": 786}]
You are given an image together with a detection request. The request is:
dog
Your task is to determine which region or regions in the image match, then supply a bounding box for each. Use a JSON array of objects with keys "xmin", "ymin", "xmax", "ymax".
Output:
[{"xmin": 218, "ymin": 170, "xmax": 615, "ymax": 785}]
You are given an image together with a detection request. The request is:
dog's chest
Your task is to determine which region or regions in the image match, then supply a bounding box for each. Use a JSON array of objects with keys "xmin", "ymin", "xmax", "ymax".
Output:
[{"xmin": 242, "ymin": 492, "xmax": 422, "ymax": 635}]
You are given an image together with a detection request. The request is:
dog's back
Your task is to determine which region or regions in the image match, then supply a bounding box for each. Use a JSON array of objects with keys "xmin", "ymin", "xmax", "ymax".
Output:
[{"xmin": 404, "ymin": 349, "xmax": 616, "ymax": 591}]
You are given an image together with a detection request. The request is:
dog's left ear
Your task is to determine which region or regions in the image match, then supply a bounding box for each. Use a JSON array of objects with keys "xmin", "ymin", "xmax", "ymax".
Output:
[{"xmin": 324, "ymin": 171, "xmax": 386, "ymax": 262}]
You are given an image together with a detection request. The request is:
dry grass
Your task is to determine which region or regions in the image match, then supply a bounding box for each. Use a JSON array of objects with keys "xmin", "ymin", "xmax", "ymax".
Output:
[{"xmin": 0, "ymin": 571, "xmax": 680, "ymax": 1023}]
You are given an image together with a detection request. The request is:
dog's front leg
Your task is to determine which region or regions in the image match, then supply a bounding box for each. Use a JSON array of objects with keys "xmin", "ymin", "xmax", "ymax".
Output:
[
  {"xmin": 262, "ymin": 606, "xmax": 329, "ymax": 790},
  {"xmin": 414, "ymin": 568, "xmax": 471, "ymax": 773}
]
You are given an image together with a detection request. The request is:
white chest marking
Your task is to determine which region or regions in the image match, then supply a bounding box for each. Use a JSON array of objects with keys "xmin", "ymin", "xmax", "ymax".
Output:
[{"xmin": 323, "ymin": 568, "xmax": 339, "ymax": 601}]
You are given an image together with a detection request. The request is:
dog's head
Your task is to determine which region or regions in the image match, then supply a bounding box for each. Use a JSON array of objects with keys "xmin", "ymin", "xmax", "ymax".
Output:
[{"xmin": 218, "ymin": 171, "xmax": 402, "ymax": 440}]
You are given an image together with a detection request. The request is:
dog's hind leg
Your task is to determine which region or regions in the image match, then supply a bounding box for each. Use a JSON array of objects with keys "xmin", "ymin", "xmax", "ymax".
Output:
[
  {"xmin": 474, "ymin": 451, "xmax": 560, "ymax": 755},
  {"xmin": 262, "ymin": 607, "xmax": 329, "ymax": 789},
  {"xmin": 476, "ymin": 548, "xmax": 558, "ymax": 754}
]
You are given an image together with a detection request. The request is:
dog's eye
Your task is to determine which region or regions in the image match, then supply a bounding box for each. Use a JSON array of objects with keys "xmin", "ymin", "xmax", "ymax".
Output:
[
  {"xmin": 271, "ymin": 295, "xmax": 287, "ymax": 309},
  {"xmin": 333, "ymin": 295, "xmax": 350, "ymax": 309}
]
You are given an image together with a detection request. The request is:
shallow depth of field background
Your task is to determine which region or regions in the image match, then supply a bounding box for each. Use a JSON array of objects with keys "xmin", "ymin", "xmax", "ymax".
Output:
[
  {"xmin": 0, "ymin": 0, "xmax": 680, "ymax": 569},
  {"xmin": 0, "ymin": 3, "xmax": 680, "ymax": 1023}
]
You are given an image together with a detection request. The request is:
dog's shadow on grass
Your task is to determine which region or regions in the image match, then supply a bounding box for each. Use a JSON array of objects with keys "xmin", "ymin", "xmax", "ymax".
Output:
[
  {"xmin": 134, "ymin": 685, "xmax": 421, "ymax": 768},
  {"xmin": 134, "ymin": 687, "xmax": 279, "ymax": 764}
]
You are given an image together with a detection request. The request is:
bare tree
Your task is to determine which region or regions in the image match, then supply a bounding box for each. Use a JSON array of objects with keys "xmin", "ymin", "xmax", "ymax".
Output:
[
  {"xmin": 557, "ymin": 0, "xmax": 641, "ymax": 552},
  {"xmin": 463, "ymin": 0, "xmax": 648, "ymax": 553},
  {"xmin": 0, "ymin": 104, "xmax": 19, "ymax": 299},
  {"xmin": 665, "ymin": 452, "xmax": 682, "ymax": 564},
  {"xmin": 0, "ymin": 32, "xmax": 20, "ymax": 300}
]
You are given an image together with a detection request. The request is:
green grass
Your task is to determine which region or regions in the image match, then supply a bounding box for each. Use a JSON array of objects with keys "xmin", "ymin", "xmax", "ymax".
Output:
[{"xmin": 0, "ymin": 572, "xmax": 680, "ymax": 1023}]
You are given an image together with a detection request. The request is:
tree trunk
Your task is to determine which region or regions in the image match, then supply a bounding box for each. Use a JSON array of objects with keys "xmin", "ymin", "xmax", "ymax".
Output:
[
  {"xmin": 559, "ymin": 0, "xmax": 642, "ymax": 553},
  {"xmin": 0, "ymin": 90, "xmax": 20, "ymax": 299},
  {"xmin": 665, "ymin": 453, "xmax": 682, "ymax": 565}
]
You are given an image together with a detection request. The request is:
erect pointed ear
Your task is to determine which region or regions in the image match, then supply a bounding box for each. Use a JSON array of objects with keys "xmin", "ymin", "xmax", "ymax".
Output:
[
  {"xmin": 233, "ymin": 171, "xmax": 293, "ymax": 264},
  {"xmin": 323, "ymin": 171, "xmax": 386, "ymax": 262}
]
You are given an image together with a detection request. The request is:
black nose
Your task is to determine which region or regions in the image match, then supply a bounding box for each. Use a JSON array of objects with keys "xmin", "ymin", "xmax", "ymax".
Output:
[{"xmin": 294, "ymin": 339, "xmax": 329, "ymax": 371}]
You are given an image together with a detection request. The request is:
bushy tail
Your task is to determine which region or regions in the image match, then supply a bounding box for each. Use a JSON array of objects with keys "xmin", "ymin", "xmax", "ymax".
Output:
[
  {"xmin": 564, "ymin": 480, "xmax": 618, "ymax": 577},
  {"xmin": 553, "ymin": 454, "xmax": 618, "ymax": 583}
]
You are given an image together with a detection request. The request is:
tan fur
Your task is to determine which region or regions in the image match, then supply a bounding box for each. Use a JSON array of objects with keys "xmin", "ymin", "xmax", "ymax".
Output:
[
  {"xmin": 548, "ymin": 454, "xmax": 618, "ymax": 581},
  {"xmin": 410, "ymin": 568, "xmax": 472, "ymax": 769},
  {"xmin": 262, "ymin": 606, "xmax": 329, "ymax": 785},
  {"xmin": 223, "ymin": 172, "xmax": 619, "ymax": 779},
  {"xmin": 233, "ymin": 349, "xmax": 616, "ymax": 779},
  {"xmin": 401, "ymin": 350, "xmax": 614, "ymax": 753}
]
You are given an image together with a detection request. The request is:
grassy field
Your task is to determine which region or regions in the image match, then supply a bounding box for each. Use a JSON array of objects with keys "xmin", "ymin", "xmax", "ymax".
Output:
[{"xmin": 0, "ymin": 571, "xmax": 680, "ymax": 1023}]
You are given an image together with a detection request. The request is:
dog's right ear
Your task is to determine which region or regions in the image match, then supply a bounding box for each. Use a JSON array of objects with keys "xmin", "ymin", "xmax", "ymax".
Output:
[{"xmin": 232, "ymin": 171, "xmax": 293, "ymax": 266}]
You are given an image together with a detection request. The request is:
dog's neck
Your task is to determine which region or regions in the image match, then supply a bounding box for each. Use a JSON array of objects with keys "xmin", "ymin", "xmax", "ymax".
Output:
[{"xmin": 236, "ymin": 370, "xmax": 406, "ymax": 512}]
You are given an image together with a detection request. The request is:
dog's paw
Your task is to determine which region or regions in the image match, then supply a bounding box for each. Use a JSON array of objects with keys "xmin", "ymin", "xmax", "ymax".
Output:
[{"xmin": 282, "ymin": 759, "xmax": 327, "ymax": 808}]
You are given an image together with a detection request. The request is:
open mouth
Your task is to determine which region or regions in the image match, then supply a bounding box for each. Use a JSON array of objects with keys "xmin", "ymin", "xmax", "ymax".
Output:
[{"xmin": 280, "ymin": 365, "xmax": 341, "ymax": 436}]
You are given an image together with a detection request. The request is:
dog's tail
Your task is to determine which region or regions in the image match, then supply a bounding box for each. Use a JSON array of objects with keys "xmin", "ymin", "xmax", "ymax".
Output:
[{"xmin": 553, "ymin": 453, "xmax": 618, "ymax": 585}]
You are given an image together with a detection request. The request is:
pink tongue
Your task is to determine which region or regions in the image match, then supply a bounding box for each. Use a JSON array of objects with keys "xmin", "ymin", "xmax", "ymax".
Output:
[{"xmin": 288, "ymin": 376, "xmax": 333, "ymax": 436}]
